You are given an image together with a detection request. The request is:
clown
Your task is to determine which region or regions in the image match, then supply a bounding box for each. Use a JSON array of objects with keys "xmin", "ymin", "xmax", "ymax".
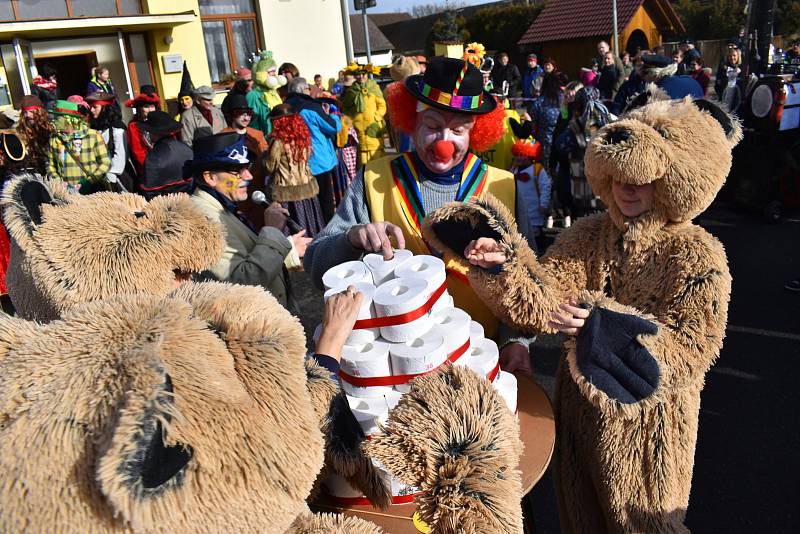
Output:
[
  {"xmin": 341, "ymin": 62, "xmax": 387, "ymax": 165},
  {"xmin": 305, "ymin": 56, "xmax": 535, "ymax": 374},
  {"xmin": 246, "ymin": 50, "xmax": 287, "ymax": 134}
]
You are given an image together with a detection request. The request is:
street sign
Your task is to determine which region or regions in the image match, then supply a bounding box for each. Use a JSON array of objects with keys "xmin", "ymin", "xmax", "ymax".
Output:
[{"xmin": 354, "ymin": 0, "xmax": 377, "ymax": 10}]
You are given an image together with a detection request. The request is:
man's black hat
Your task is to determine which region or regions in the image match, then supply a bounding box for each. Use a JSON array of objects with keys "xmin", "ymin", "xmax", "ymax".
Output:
[
  {"xmin": 641, "ymin": 54, "xmax": 673, "ymax": 68},
  {"xmin": 139, "ymin": 110, "xmax": 181, "ymax": 135},
  {"xmin": 220, "ymin": 92, "xmax": 250, "ymax": 116},
  {"xmin": 188, "ymin": 131, "xmax": 250, "ymax": 174},
  {"xmin": 404, "ymin": 57, "xmax": 496, "ymax": 115}
]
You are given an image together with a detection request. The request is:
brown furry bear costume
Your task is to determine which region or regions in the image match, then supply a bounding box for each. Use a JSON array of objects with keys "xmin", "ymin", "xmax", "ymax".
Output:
[
  {"xmin": 0, "ymin": 175, "xmax": 524, "ymax": 533},
  {"xmin": 423, "ymin": 92, "xmax": 742, "ymax": 533}
]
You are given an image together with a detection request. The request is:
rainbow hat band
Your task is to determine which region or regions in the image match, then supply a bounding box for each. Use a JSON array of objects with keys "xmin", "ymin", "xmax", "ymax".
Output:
[{"xmin": 404, "ymin": 56, "xmax": 496, "ymax": 116}]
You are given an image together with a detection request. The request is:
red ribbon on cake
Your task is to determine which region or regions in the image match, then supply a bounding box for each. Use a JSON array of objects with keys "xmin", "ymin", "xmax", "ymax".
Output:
[
  {"xmin": 352, "ymin": 281, "xmax": 447, "ymax": 330},
  {"xmin": 328, "ymin": 492, "xmax": 420, "ymax": 506}
]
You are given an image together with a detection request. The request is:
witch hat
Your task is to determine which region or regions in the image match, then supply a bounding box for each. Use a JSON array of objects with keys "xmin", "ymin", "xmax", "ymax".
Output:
[{"xmin": 178, "ymin": 62, "xmax": 195, "ymax": 99}]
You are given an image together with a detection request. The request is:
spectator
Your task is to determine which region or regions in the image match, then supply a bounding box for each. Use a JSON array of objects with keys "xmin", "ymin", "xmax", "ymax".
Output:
[
  {"xmin": 189, "ymin": 131, "xmax": 307, "ymax": 311},
  {"xmin": 15, "ymin": 95, "xmax": 53, "ymax": 175},
  {"xmin": 285, "ymin": 77, "xmax": 341, "ymax": 222},
  {"xmin": 220, "ymin": 92, "xmax": 268, "ymax": 231},
  {"xmin": 180, "ymin": 85, "xmax": 225, "ymax": 146},
  {"xmin": 530, "ymin": 71, "xmax": 563, "ymax": 172},
  {"xmin": 309, "ymin": 74, "xmax": 325, "ymax": 98},
  {"xmin": 330, "ymin": 70, "xmax": 346, "ymax": 97},
  {"xmin": 265, "ymin": 103, "xmax": 326, "ymax": 238},
  {"xmin": 672, "ymin": 50, "xmax": 684, "ymax": 71},
  {"xmin": 543, "ymin": 57, "xmax": 557, "ymax": 74},
  {"xmin": 622, "ymin": 51, "xmax": 634, "ymax": 80},
  {"xmin": 415, "ymin": 56, "xmax": 428, "ymax": 73},
  {"xmin": 86, "ymin": 92, "xmax": 127, "ymax": 189},
  {"xmin": 85, "ymin": 66, "xmax": 119, "ymax": 110},
  {"xmin": 595, "ymin": 40, "xmax": 625, "ymax": 93},
  {"xmin": 687, "ymin": 57, "xmax": 711, "ymax": 96},
  {"xmin": 125, "ymin": 84, "xmax": 160, "ymax": 177},
  {"xmin": 597, "ymin": 51, "xmax": 619, "ymax": 100},
  {"xmin": 491, "ymin": 52, "xmax": 521, "ymax": 96},
  {"xmin": 510, "ymin": 139, "xmax": 551, "ymax": 254},
  {"xmin": 46, "ymin": 99, "xmax": 111, "ymax": 193},
  {"xmin": 136, "ymin": 110, "xmax": 193, "ymax": 199},
  {"xmin": 788, "ymin": 39, "xmax": 800, "ymax": 59},
  {"xmin": 640, "ymin": 53, "xmax": 703, "ymax": 100},
  {"xmin": 235, "ymin": 67, "xmax": 254, "ymax": 93},
  {"xmin": 652, "ymin": 45, "xmax": 666, "ymax": 56},
  {"xmin": 177, "ymin": 62, "xmax": 195, "ymax": 119},
  {"xmin": 522, "ymin": 53, "xmax": 544, "ymax": 100},
  {"xmin": 679, "ymin": 39, "xmax": 701, "ymax": 75},
  {"xmin": 715, "ymin": 46, "xmax": 742, "ymax": 99},
  {"xmin": 278, "ymin": 62, "xmax": 300, "ymax": 100},
  {"xmin": 580, "ymin": 67, "xmax": 598, "ymax": 88},
  {"xmin": 612, "ymin": 52, "xmax": 646, "ymax": 114},
  {"xmin": 342, "ymin": 66, "xmax": 386, "ymax": 166},
  {"xmin": 31, "ymin": 64, "xmax": 59, "ymax": 110},
  {"xmin": 67, "ymin": 95, "xmax": 91, "ymax": 123}
]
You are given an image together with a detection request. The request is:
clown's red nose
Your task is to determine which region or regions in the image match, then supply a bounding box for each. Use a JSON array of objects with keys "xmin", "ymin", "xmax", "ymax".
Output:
[{"xmin": 432, "ymin": 140, "xmax": 455, "ymax": 162}]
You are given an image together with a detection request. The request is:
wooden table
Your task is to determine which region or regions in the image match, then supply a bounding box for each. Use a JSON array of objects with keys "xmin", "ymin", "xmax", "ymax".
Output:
[{"xmin": 312, "ymin": 375, "xmax": 555, "ymax": 532}]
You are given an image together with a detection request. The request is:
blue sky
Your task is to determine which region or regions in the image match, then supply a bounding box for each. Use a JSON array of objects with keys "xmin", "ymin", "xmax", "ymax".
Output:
[{"xmin": 349, "ymin": 0, "xmax": 495, "ymax": 14}]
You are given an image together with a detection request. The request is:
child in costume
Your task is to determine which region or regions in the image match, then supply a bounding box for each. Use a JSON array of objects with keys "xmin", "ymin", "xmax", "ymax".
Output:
[
  {"xmin": 424, "ymin": 89, "xmax": 742, "ymax": 533},
  {"xmin": 341, "ymin": 62, "xmax": 386, "ymax": 166},
  {"xmin": 510, "ymin": 139, "xmax": 551, "ymax": 254}
]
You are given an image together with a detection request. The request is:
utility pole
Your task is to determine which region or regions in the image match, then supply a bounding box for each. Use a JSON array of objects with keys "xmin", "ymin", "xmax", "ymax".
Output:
[
  {"xmin": 354, "ymin": 0, "xmax": 377, "ymax": 64},
  {"xmin": 340, "ymin": 0, "xmax": 354, "ymax": 63},
  {"xmin": 612, "ymin": 0, "xmax": 619, "ymax": 56}
]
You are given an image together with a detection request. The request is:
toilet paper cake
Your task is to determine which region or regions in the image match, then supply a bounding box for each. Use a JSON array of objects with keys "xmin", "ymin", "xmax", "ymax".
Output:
[{"xmin": 320, "ymin": 251, "xmax": 519, "ymax": 505}]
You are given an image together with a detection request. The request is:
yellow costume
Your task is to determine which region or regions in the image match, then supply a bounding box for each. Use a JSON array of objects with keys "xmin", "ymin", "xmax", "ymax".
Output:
[{"xmin": 343, "ymin": 79, "xmax": 387, "ymax": 165}]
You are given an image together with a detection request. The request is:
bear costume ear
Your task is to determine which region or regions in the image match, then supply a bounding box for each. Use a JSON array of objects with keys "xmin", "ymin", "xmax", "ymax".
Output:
[
  {"xmin": 693, "ymin": 99, "xmax": 743, "ymax": 145},
  {"xmin": 1, "ymin": 173, "xmax": 68, "ymax": 239},
  {"xmin": 95, "ymin": 342, "xmax": 193, "ymax": 527}
]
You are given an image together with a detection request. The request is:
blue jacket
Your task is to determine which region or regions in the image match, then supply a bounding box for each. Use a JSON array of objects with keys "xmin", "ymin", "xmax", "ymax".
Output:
[
  {"xmin": 286, "ymin": 93, "xmax": 341, "ymax": 175},
  {"xmin": 516, "ymin": 164, "xmax": 551, "ymax": 228},
  {"xmin": 522, "ymin": 66, "xmax": 544, "ymax": 98}
]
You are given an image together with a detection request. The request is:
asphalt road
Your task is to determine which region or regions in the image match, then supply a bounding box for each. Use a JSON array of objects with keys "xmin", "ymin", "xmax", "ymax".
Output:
[{"xmin": 290, "ymin": 200, "xmax": 800, "ymax": 533}]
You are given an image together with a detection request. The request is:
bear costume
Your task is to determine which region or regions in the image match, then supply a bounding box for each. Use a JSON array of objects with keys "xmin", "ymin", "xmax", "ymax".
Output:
[
  {"xmin": 0, "ymin": 174, "xmax": 524, "ymax": 533},
  {"xmin": 423, "ymin": 91, "xmax": 742, "ymax": 533}
]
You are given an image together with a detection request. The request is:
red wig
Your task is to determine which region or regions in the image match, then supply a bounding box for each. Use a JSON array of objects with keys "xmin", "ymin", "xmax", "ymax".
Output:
[
  {"xmin": 512, "ymin": 139, "xmax": 542, "ymax": 161},
  {"xmin": 384, "ymin": 82, "xmax": 506, "ymax": 153},
  {"xmin": 269, "ymin": 114, "xmax": 312, "ymax": 163}
]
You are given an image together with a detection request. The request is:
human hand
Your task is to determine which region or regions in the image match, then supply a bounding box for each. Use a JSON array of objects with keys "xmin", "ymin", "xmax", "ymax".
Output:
[
  {"xmin": 500, "ymin": 342, "xmax": 532, "ymax": 377},
  {"xmin": 548, "ymin": 298, "xmax": 591, "ymax": 335},
  {"xmin": 316, "ymin": 286, "xmax": 364, "ymax": 361},
  {"xmin": 291, "ymin": 229, "xmax": 312, "ymax": 259},
  {"xmin": 346, "ymin": 222, "xmax": 406, "ymax": 259},
  {"xmin": 264, "ymin": 202, "xmax": 289, "ymax": 230},
  {"xmin": 464, "ymin": 237, "xmax": 507, "ymax": 268}
]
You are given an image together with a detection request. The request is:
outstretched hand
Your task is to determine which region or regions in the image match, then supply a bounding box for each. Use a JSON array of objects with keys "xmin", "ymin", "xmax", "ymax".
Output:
[
  {"xmin": 347, "ymin": 221, "xmax": 406, "ymax": 260},
  {"xmin": 316, "ymin": 286, "xmax": 364, "ymax": 361},
  {"xmin": 465, "ymin": 237, "xmax": 507, "ymax": 268},
  {"xmin": 549, "ymin": 299, "xmax": 591, "ymax": 335}
]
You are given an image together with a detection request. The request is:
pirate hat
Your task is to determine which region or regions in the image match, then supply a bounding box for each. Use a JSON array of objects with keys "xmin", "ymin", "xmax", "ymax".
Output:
[
  {"xmin": 125, "ymin": 85, "xmax": 160, "ymax": 108},
  {"xmin": 139, "ymin": 110, "xmax": 182, "ymax": 135},
  {"xmin": 85, "ymin": 92, "xmax": 116, "ymax": 106},
  {"xmin": 404, "ymin": 56, "xmax": 496, "ymax": 115},
  {"xmin": 188, "ymin": 131, "xmax": 250, "ymax": 174}
]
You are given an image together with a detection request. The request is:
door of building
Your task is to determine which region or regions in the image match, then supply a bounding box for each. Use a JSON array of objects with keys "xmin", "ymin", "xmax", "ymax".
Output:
[{"xmin": 34, "ymin": 51, "xmax": 98, "ymax": 101}]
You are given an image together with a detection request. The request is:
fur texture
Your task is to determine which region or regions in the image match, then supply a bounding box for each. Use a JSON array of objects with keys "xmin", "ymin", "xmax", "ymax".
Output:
[
  {"xmin": 1, "ymin": 174, "xmax": 224, "ymax": 322},
  {"xmin": 423, "ymin": 96, "xmax": 737, "ymax": 532},
  {"xmin": 288, "ymin": 512, "xmax": 382, "ymax": 533},
  {"xmin": 367, "ymin": 364, "xmax": 523, "ymax": 534}
]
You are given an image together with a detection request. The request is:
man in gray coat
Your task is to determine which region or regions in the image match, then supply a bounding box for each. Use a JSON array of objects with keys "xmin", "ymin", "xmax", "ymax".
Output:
[{"xmin": 180, "ymin": 85, "xmax": 225, "ymax": 146}]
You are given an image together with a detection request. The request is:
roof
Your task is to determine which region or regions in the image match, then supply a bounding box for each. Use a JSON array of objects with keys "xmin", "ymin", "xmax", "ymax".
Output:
[
  {"xmin": 369, "ymin": 13, "xmax": 412, "ymax": 27},
  {"xmin": 518, "ymin": 0, "xmax": 684, "ymax": 44},
  {"xmin": 350, "ymin": 14, "xmax": 395, "ymax": 54}
]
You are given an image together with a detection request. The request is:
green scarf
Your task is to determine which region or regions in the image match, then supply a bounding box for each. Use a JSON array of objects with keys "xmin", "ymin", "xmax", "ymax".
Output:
[{"xmin": 344, "ymin": 80, "xmax": 383, "ymax": 114}]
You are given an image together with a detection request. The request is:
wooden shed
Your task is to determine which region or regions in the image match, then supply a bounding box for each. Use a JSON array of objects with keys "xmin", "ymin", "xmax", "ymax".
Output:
[{"xmin": 517, "ymin": 0, "xmax": 684, "ymax": 78}]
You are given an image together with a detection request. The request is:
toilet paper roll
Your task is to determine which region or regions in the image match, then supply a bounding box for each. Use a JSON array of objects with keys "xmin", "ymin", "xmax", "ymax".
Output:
[
  {"xmin": 394, "ymin": 255, "xmax": 447, "ymax": 288},
  {"xmin": 363, "ymin": 249, "xmax": 414, "ymax": 286},
  {"xmin": 324, "ymin": 282, "xmax": 378, "ymax": 345},
  {"xmin": 430, "ymin": 287, "xmax": 453, "ymax": 315},
  {"xmin": 346, "ymin": 391, "xmax": 403, "ymax": 436},
  {"xmin": 373, "ymin": 278, "xmax": 436, "ymax": 342},
  {"xmin": 456, "ymin": 337, "xmax": 500, "ymax": 382},
  {"xmin": 494, "ymin": 370, "xmax": 518, "ymax": 413},
  {"xmin": 431, "ymin": 307, "xmax": 471, "ymax": 359},
  {"xmin": 389, "ymin": 331, "xmax": 447, "ymax": 393},
  {"xmin": 469, "ymin": 321, "xmax": 485, "ymax": 345},
  {"xmin": 322, "ymin": 260, "xmax": 372, "ymax": 291},
  {"xmin": 340, "ymin": 340, "xmax": 394, "ymax": 397}
]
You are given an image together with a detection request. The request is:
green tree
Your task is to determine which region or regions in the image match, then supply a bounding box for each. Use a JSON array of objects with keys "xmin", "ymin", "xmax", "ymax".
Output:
[
  {"xmin": 464, "ymin": 3, "xmax": 545, "ymax": 55},
  {"xmin": 674, "ymin": 0, "xmax": 746, "ymax": 40},
  {"xmin": 776, "ymin": 0, "xmax": 800, "ymax": 35}
]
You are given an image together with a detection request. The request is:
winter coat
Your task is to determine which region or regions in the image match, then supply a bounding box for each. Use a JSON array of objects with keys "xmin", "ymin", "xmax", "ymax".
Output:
[
  {"xmin": 286, "ymin": 93, "xmax": 341, "ymax": 175},
  {"xmin": 180, "ymin": 105, "xmax": 225, "ymax": 146},
  {"xmin": 265, "ymin": 137, "xmax": 318, "ymax": 202},
  {"xmin": 597, "ymin": 64, "xmax": 618, "ymax": 99},
  {"xmin": 522, "ymin": 65, "xmax": 544, "ymax": 98},
  {"xmin": 514, "ymin": 163, "xmax": 551, "ymax": 228},
  {"xmin": 99, "ymin": 126, "xmax": 127, "ymax": 177},
  {"xmin": 491, "ymin": 63, "xmax": 521, "ymax": 96}
]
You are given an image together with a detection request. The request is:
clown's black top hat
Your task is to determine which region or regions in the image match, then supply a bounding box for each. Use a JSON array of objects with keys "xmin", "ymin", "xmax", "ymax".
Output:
[{"xmin": 404, "ymin": 57, "xmax": 496, "ymax": 115}]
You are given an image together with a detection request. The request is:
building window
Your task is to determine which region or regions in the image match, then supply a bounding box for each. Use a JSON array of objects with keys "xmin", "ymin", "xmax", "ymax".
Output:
[
  {"xmin": 4, "ymin": 0, "xmax": 141, "ymax": 21},
  {"xmin": 199, "ymin": 0, "xmax": 260, "ymax": 85}
]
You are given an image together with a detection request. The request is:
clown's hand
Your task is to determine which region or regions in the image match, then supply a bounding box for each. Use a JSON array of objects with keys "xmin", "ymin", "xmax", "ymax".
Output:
[
  {"xmin": 465, "ymin": 237, "xmax": 507, "ymax": 269},
  {"xmin": 576, "ymin": 306, "xmax": 660, "ymax": 404},
  {"xmin": 347, "ymin": 221, "xmax": 406, "ymax": 260}
]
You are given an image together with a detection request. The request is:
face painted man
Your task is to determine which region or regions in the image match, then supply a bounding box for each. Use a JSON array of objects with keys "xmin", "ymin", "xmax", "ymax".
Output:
[{"xmin": 304, "ymin": 56, "xmax": 536, "ymax": 375}]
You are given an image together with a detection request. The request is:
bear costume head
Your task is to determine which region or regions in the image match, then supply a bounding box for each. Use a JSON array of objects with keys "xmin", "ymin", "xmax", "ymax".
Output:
[
  {"xmin": 585, "ymin": 88, "xmax": 742, "ymax": 227},
  {"xmin": 1, "ymin": 175, "xmax": 223, "ymax": 322}
]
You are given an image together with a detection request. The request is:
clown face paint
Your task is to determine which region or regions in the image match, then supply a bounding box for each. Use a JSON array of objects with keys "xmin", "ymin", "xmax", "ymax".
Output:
[
  {"xmin": 413, "ymin": 108, "xmax": 475, "ymax": 174},
  {"xmin": 207, "ymin": 168, "xmax": 253, "ymax": 203}
]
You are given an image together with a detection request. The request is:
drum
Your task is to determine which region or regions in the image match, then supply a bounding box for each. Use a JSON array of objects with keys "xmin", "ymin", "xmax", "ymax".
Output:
[{"xmin": 744, "ymin": 75, "xmax": 800, "ymax": 132}]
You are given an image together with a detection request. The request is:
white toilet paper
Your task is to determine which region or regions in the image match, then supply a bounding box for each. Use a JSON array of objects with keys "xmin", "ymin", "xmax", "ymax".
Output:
[
  {"xmin": 457, "ymin": 337, "xmax": 500, "ymax": 382},
  {"xmin": 431, "ymin": 307, "xmax": 471, "ymax": 360},
  {"xmin": 340, "ymin": 340, "xmax": 394, "ymax": 397},
  {"xmin": 430, "ymin": 285, "xmax": 454, "ymax": 315},
  {"xmin": 389, "ymin": 331, "xmax": 447, "ymax": 393},
  {"xmin": 494, "ymin": 370, "xmax": 518, "ymax": 413},
  {"xmin": 363, "ymin": 249, "xmax": 414, "ymax": 286},
  {"xmin": 373, "ymin": 278, "xmax": 435, "ymax": 342},
  {"xmin": 394, "ymin": 255, "xmax": 447, "ymax": 288},
  {"xmin": 346, "ymin": 391, "xmax": 403, "ymax": 436},
  {"xmin": 322, "ymin": 260, "xmax": 372, "ymax": 290},
  {"xmin": 324, "ymin": 282, "xmax": 378, "ymax": 345},
  {"xmin": 469, "ymin": 321, "xmax": 485, "ymax": 345}
]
